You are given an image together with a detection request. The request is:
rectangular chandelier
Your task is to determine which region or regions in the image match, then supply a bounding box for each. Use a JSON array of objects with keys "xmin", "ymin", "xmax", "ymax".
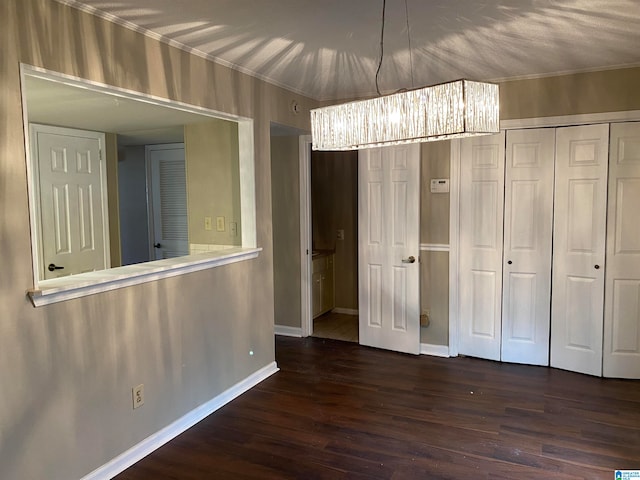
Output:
[{"xmin": 310, "ymin": 79, "xmax": 499, "ymax": 151}]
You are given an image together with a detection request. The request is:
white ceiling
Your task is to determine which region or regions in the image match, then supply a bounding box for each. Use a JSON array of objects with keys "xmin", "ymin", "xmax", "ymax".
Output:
[
  {"xmin": 59, "ymin": 0, "xmax": 640, "ymax": 101},
  {"xmin": 24, "ymin": 75, "xmax": 219, "ymax": 145}
]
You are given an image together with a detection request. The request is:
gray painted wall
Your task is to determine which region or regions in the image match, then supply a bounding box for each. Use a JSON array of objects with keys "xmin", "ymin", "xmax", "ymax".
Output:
[
  {"xmin": 270, "ymin": 135, "xmax": 302, "ymax": 328},
  {"xmin": 4, "ymin": 3, "xmax": 640, "ymax": 479},
  {"xmin": 420, "ymin": 141, "xmax": 451, "ymax": 345},
  {"xmin": 0, "ymin": 1, "xmax": 316, "ymax": 478}
]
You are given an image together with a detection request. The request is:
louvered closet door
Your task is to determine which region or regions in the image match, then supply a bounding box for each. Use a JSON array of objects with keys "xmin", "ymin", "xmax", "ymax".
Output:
[
  {"xmin": 603, "ymin": 122, "xmax": 640, "ymax": 379},
  {"xmin": 148, "ymin": 144, "xmax": 189, "ymax": 259},
  {"xmin": 551, "ymin": 124, "xmax": 609, "ymax": 377},
  {"xmin": 459, "ymin": 132, "xmax": 506, "ymax": 361},
  {"xmin": 501, "ymin": 129, "xmax": 555, "ymax": 365}
]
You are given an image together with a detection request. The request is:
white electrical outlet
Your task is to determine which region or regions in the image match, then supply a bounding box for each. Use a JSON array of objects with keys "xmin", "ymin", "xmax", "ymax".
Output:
[{"xmin": 132, "ymin": 384, "xmax": 144, "ymax": 409}]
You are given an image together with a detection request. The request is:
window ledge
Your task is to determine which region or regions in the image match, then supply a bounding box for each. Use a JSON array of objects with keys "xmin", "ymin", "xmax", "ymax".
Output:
[{"xmin": 27, "ymin": 247, "xmax": 261, "ymax": 307}]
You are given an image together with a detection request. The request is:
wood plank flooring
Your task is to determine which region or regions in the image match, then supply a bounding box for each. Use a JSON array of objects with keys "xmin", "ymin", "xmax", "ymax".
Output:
[{"xmin": 115, "ymin": 336, "xmax": 640, "ymax": 479}]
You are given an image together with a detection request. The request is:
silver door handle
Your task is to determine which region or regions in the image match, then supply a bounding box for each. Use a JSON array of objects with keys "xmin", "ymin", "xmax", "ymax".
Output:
[{"xmin": 402, "ymin": 256, "xmax": 416, "ymax": 264}]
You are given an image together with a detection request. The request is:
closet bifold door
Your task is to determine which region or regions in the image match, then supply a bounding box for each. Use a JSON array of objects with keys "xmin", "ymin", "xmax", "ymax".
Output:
[
  {"xmin": 501, "ymin": 129, "xmax": 555, "ymax": 365},
  {"xmin": 551, "ymin": 124, "xmax": 609, "ymax": 377},
  {"xmin": 458, "ymin": 132, "xmax": 505, "ymax": 361},
  {"xmin": 603, "ymin": 122, "xmax": 640, "ymax": 379}
]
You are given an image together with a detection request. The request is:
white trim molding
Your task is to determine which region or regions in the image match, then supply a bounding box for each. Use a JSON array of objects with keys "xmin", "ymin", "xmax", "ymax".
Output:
[
  {"xmin": 500, "ymin": 110, "xmax": 640, "ymax": 130},
  {"xmin": 274, "ymin": 325, "xmax": 304, "ymax": 337},
  {"xmin": 420, "ymin": 243, "xmax": 450, "ymax": 252},
  {"xmin": 332, "ymin": 308, "xmax": 359, "ymax": 315},
  {"xmin": 28, "ymin": 248, "xmax": 261, "ymax": 307},
  {"xmin": 420, "ymin": 343, "xmax": 450, "ymax": 358},
  {"xmin": 299, "ymin": 135, "xmax": 313, "ymax": 337},
  {"xmin": 80, "ymin": 362, "xmax": 279, "ymax": 480},
  {"xmin": 448, "ymin": 139, "xmax": 461, "ymax": 358}
]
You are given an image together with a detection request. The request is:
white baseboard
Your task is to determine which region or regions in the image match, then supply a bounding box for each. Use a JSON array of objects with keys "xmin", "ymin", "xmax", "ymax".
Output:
[
  {"xmin": 274, "ymin": 325, "xmax": 303, "ymax": 337},
  {"xmin": 420, "ymin": 343, "xmax": 450, "ymax": 357},
  {"xmin": 81, "ymin": 361, "xmax": 279, "ymax": 480},
  {"xmin": 331, "ymin": 308, "xmax": 359, "ymax": 316}
]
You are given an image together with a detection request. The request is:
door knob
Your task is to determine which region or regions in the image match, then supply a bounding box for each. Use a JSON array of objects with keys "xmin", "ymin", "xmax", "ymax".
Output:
[
  {"xmin": 48, "ymin": 263, "xmax": 64, "ymax": 272},
  {"xmin": 507, "ymin": 260, "xmax": 513, "ymax": 265},
  {"xmin": 154, "ymin": 243, "xmax": 162, "ymax": 248},
  {"xmin": 402, "ymin": 256, "xmax": 416, "ymax": 264},
  {"xmin": 594, "ymin": 264, "xmax": 600, "ymax": 269}
]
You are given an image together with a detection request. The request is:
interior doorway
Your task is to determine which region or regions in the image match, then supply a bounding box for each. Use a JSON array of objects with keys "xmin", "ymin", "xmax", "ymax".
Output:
[
  {"xmin": 270, "ymin": 127, "xmax": 358, "ymax": 343},
  {"xmin": 306, "ymin": 148, "xmax": 359, "ymax": 343}
]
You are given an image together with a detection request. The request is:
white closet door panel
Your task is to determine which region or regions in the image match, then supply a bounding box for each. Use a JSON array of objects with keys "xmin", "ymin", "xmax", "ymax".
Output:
[
  {"xmin": 604, "ymin": 122, "xmax": 640, "ymax": 378},
  {"xmin": 502, "ymin": 129, "xmax": 555, "ymax": 365},
  {"xmin": 459, "ymin": 132, "xmax": 505, "ymax": 361},
  {"xmin": 551, "ymin": 124, "xmax": 609, "ymax": 376}
]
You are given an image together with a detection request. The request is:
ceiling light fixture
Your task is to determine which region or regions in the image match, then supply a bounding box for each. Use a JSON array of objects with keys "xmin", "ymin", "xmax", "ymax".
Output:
[{"xmin": 310, "ymin": 0, "xmax": 500, "ymax": 151}]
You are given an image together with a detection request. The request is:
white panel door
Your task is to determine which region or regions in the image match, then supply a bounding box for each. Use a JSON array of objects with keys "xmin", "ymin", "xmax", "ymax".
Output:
[
  {"xmin": 501, "ymin": 129, "xmax": 555, "ymax": 365},
  {"xmin": 604, "ymin": 122, "xmax": 640, "ymax": 379},
  {"xmin": 33, "ymin": 125, "xmax": 108, "ymax": 280},
  {"xmin": 147, "ymin": 144, "xmax": 189, "ymax": 259},
  {"xmin": 459, "ymin": 132, "xmax": 506, "ymax": 361},
  {"xmin": 358, "ymin": 144, "xmax": 420, "ymax": 354},
  {"xmin": 551, "ymin": 124, "xmax": 609, "ymax": 376}
]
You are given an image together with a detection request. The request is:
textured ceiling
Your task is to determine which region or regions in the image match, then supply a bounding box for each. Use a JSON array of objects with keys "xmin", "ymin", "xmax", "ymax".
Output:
[
  {"xmin": 59, "ymin": 0, "xmax": 640, "ymax": 101},
  {"xmin": 25, "ymin": 75, "xmax": 214, "ymax": 145}
]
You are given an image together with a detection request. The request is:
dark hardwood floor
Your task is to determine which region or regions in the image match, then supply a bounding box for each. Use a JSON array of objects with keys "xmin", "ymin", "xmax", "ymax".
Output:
[{"xmin": 116, "ymin": 336, "xmax": 640, "ymax": 479}]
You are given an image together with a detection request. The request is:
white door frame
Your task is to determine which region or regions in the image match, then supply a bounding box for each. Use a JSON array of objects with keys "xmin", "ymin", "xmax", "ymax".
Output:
[
  {"xmin": 299, "ymin": 135, "xmax": 313, "ymax": 337},
  {"xmin": 449, "ymin": 109, "xmax": 640, "ymax": 357}
]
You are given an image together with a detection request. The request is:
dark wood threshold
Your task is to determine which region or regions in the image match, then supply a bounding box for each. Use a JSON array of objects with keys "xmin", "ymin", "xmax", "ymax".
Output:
[{"xmin": 116, "ymin": 336, "xmax": 640, "ymax": 479}]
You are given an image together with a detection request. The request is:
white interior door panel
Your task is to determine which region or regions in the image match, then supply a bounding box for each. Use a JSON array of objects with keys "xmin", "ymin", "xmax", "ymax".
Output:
[
  {"xmin": 358, "ymin": 145, "xmax": 420, "ymax": 354},
  {"xmin": 33, "ymin": 125, "xmax": 108, "ymax": 280},
  {"xmin": 501, "ymin": 129, "xmax": 555, "ymax": 365},
  {"xmin": 458, "ymin": 132, "xmax": 505, "ymax": 361},
  {"xmin": 551, "ymin": 124, "xmax": 609, "ymax": 377},
  {"xmin": 603, "ymin": 122, "xmax": 640, "ymax": 379}
]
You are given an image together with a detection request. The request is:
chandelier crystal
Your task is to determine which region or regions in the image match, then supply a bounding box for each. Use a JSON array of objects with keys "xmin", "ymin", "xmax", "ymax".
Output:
[{"xmin": 310, "ymin": 79, "xmax": 500, "ymax": 151}]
